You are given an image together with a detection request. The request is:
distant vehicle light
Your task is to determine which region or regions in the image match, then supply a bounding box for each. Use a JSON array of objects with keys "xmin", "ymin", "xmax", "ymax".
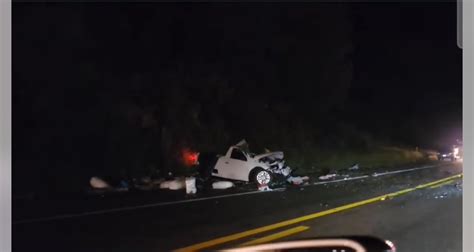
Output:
[
  {"xmin": 442, "ymin": 154, "xmax": 447, "ymax": 157},
  {"xmin": 453, "ymin": 147, "xmax": 459, "ymax": 156}
]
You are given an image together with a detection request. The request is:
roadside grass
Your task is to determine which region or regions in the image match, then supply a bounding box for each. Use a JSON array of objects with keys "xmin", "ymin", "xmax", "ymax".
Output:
[{"xmin": 286, "ymin": 146, "xmax": 437, "ymax": 176}]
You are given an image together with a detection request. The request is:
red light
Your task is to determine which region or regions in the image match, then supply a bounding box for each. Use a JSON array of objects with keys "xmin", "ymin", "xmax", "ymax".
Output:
[{"xmin": 182, "ymin": 149, "xmax": 199, "ymax": 167}]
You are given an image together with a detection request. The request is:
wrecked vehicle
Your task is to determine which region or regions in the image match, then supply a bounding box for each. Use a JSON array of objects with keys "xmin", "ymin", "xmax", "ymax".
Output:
[{"xmin": 206, "ymin": 140, "xmax": 292, "ymax": 186}]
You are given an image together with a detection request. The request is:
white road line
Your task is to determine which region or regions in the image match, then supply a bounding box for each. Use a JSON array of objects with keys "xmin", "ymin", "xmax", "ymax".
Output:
[
  {"xmin": 371, "ymin": 165, "xmax": 438, "ymax": 177},
  {"xmin": 13, "ymin": 188, "xmax": 285, "ymax": 225},
  {"xmin": 14, "ymin": 164, "xmax": 443, "ymax": 225},
  {"xmin": 312, "ymin": 175, "xmax": 370, "ymax": 186},
  {"xmin": 310, "ymin": 165, "xmax": 439, "ymax": 186}
]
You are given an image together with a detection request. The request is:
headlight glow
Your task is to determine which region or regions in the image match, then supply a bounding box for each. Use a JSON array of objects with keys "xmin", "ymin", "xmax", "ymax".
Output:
[{"xmin": 454, "ymin": 147, "xmax": 459, "ymax": 156}]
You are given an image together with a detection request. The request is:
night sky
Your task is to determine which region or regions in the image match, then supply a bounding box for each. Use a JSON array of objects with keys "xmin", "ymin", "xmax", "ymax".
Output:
[
  {"xmin": 13, "ymin": 3, "xmax": 461, "ymax": 192},
  {"xmin": 350, "ymin": 4, "xmax": 461, "ymax": 148}
]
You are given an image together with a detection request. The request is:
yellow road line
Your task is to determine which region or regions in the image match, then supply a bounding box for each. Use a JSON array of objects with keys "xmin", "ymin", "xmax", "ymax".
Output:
[
  {"xmin": 174, "ymin": 173, "xmax": 462, "ymax": 252},
  {"xmin": 429, "ymin": 180, "xmax": 456, "ymax": 189},
  {"xmin": 239, "ymin": 226, "xmax": 310, "ymax": 247}
]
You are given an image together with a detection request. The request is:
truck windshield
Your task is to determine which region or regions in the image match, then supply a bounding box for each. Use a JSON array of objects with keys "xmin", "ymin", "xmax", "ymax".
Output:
[{"xmin": 230, "ymin": 149, "xmax": 247, "ymax": 161}]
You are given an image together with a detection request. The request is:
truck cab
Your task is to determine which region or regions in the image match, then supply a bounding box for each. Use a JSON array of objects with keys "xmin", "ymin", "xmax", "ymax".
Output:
[{"xmin": 212, "ymin": 146, "xmax": 263, "ymax": 182}]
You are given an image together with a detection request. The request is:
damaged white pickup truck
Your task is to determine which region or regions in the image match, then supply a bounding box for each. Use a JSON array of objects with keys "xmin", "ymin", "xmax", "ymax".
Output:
[{"xmin": 210, "ymin": 140, "xmax": 292, "ymax": 186}]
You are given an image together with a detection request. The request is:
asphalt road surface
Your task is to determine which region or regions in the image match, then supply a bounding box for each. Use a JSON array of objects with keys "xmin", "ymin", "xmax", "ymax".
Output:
[{"xmin": 13, "ymin": 162, "xmax": 462, "ymax": 252}]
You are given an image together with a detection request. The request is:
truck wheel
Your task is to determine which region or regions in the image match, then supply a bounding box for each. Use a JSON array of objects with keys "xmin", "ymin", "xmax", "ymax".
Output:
[{"xmin": 250, "ymin": 168, "xmax": 272, "ymax": 186}]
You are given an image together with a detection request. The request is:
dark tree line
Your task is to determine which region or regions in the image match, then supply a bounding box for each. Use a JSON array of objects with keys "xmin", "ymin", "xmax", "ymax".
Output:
[{"xmin": 13, "ymin": 4, "xmax": 460, "ymax": 195}]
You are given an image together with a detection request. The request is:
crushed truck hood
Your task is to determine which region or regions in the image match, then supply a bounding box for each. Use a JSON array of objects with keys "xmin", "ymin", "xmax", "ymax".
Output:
[{"xmin": 254, "ymin": 151, "xmax": 284, "ymax": 161}]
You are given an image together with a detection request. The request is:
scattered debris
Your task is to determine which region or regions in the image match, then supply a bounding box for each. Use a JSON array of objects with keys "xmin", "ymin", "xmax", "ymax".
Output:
[
  {"xmin": 140, "ymin": 176, "xmax": 152, "ymax": 184},
  {"xmin": 90, "ymin": 177, "xmax": 111, "ymax": 189},
  {"xmin": 159, "ymin": 181, "xmax": 169, "ymax": 189},
  {"xmin": 133, "ymin": 177, "xmax": 165, "ymax": 191},
  {"xmin": 151, "ymin": 178, "xmax": 165, "ymax": 185},
  {"xmin": 135, "ymin": 184, "xmax": 153, "ymax": 191},
  {"xmin": 212, "ymin": 181, "xmax": 235, "ymax": 189},
  {"xmin": 111, "ymin": 180, "xmax": 129, "ymax": 191},
  {"xmin": 319, "ymin": 174, "xmax": 337, "ymax": 180},
  {"xmin": 160, "ymin": 178, "xmax": 186, "ymax": 190},
  {"xmin": 272, "ymin": 166, "xmax": 292, "ymax": 177},
  {"xmin": 119, "ymin": 180, "xmax": 129, "ymax": 189},
  {"xmin": 91, "ymin": 140, "xmax": 314, "ymax": 193},
  {"xmin": 287, "ymin": 176, "xmax": 310, "ymax": 185},
  {"xmin": 348, "ymin": 163, "xmax": 360, "ymax": 170},
  {"xmin": 258, "ymin": 185, "xmax": 272, "ymax": 191},
  {"xmin": 185, "ymin": 177, "xmax": 197, "ymax": 194},
  {"xmin": 169, "ymin": 180, "xmax": 185, "ymax": 190}
]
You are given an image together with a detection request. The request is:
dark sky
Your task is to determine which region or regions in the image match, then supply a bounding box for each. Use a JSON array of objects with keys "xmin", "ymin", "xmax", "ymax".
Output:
[
  {"xmin": 350, "ymin": 4, "xmax": 462, "ymax": 148},
  {"xmin": 13, "ymin": 3, "xmax": 462, "ymax": 181}
]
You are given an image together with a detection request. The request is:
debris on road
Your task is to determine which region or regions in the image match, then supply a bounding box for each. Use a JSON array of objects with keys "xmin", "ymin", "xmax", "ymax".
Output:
[
  {"xmin": 348, "ymin": 163, "xmax": 360, "ymax": 170},
  {"xmin": 119, "ymin": 180, "xmax": 129, "ymax": 188},
  {"xmin": 116, "ymin": 180, "xmax": 130, "ymax": 191},
  {"xmin": 151, "ymin": 178, "xmax": 165, "ymax": 185},
  {"xmin": 140, "ymin": 176, "xmax": 152, "ymax": 184},
  {"xmin": 272, "ymin": 166, "xmax": 292, "ymax": 177},
  {"xmin": 90, "ymin": 177, "xmax": 111, "ymax": 189},
  {"xmin": 258, "ymin": 184, "xmax": 272, "ymax": 191},
  {"xmin": 185, "ymin": 177, "xmax": 197, "ymax": 194},
  {"xmin": 160, "ymin": 178, "xmax": 186, "ymax": 190},
  {"xmin": 318, "ymin": 174, "xmax": 337, "ymax": 180},
  {"xmin": 287, "ymin": 176, "xmax": 310, "ymax": 185},
  {"xmin": 132, "ymin": 177, "xmax": 164, "ymax": 191},
  {"xmin": 92, "ymin": 140, "xmax": 312, "ymax": 194},
  {"xmin": 87, "ymin": 176, "xmax": 131, "ymax": 194},
  {"xmin": 212, "ymin": 181, "xmax": 235, "ymax": 189}
]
